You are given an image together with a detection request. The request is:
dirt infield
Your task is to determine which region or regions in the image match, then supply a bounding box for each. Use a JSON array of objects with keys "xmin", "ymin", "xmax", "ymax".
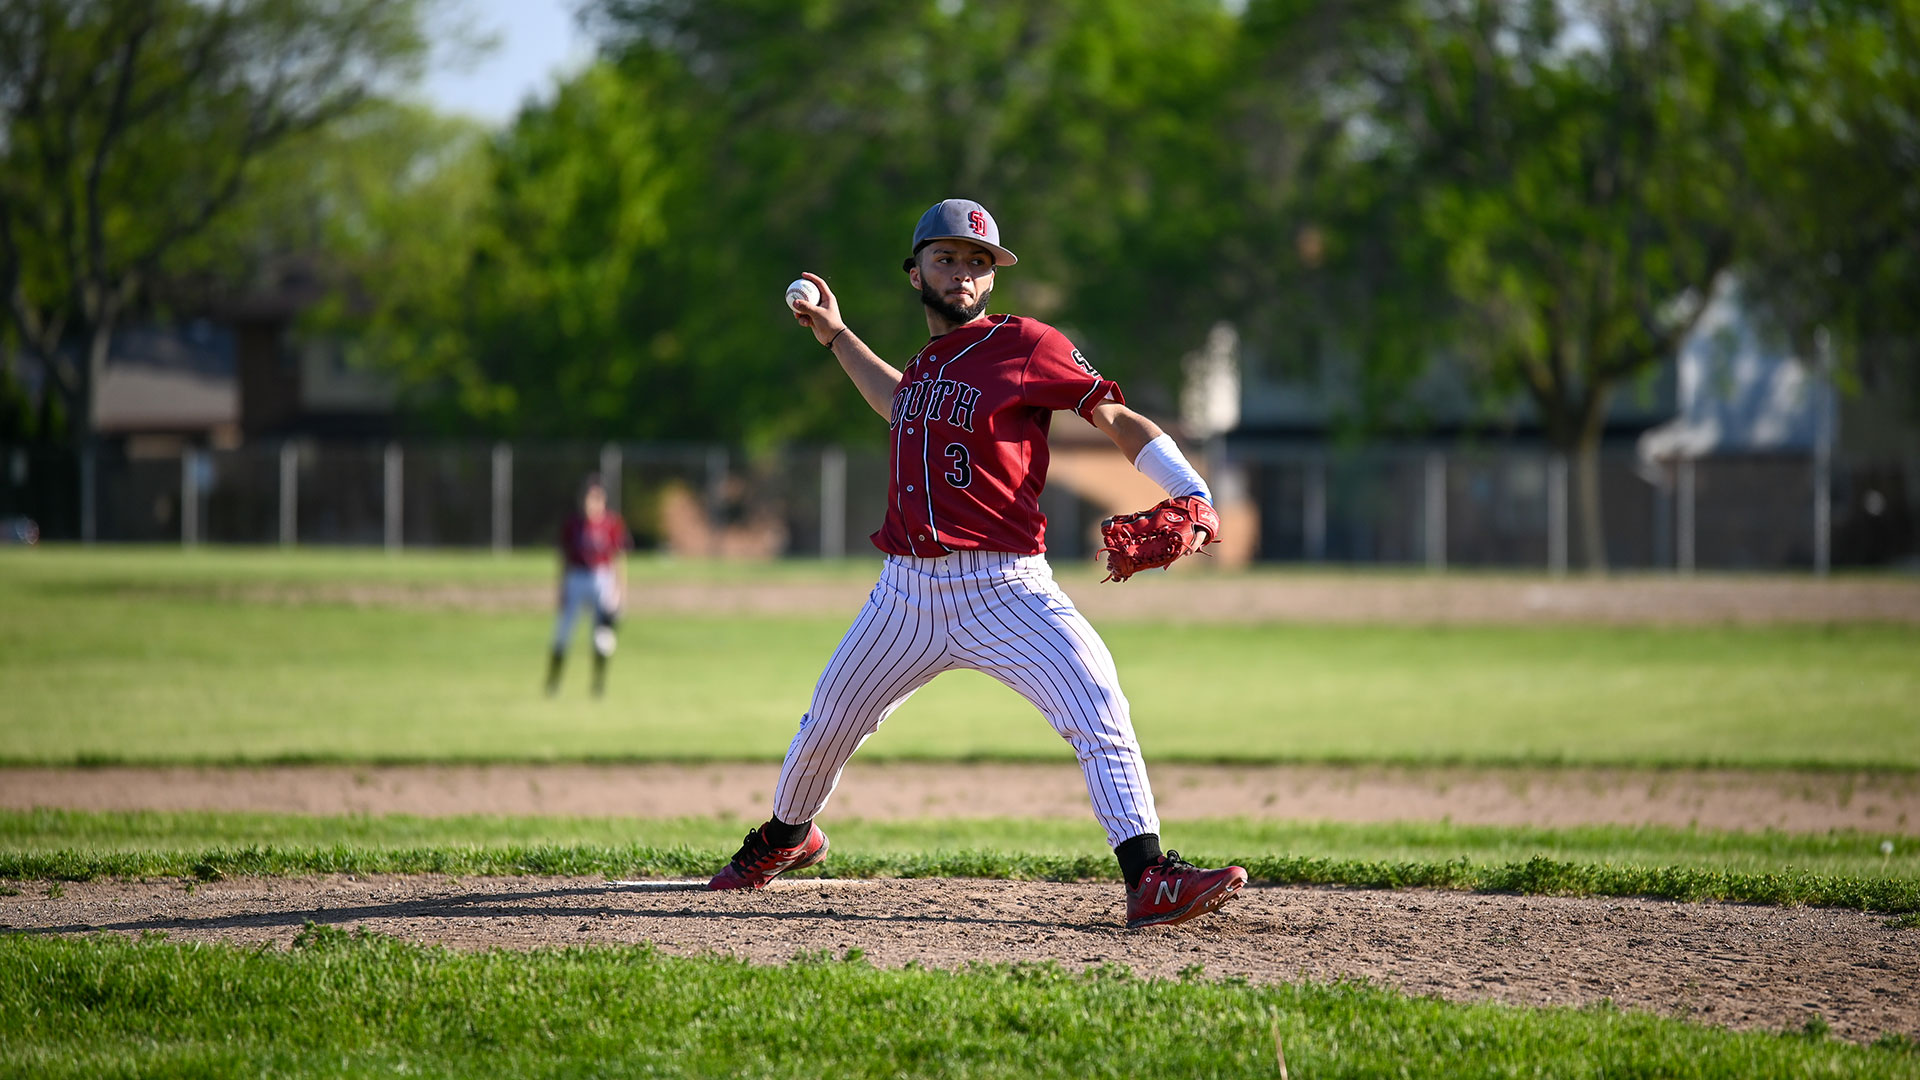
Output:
[
  {"xmin": 8, "ymin": 762, "xmax": 1917, "ymax": 832},
  {"xmin": 8, "ymin": 763, "xmax": 1919, "ymax": 1042},
  {"xmin": 5, "ymin": 874, "xmax": 1915, "ymax": 1043},
  {"xmin": 193, "ymin": 572, "xmax": 1920, "ymax": 624}
]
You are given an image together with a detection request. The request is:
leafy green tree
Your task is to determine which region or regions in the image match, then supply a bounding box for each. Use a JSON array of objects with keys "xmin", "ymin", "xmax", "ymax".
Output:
[
  {"xmin": 427, "ymin": 57, "xmax": 701, "ymax": 439},
  {"xmin": 1245, "ymin": 0, "xmax": 1764, "ymax": 570},
  {"xmin": 228, "ymin": 100, "xmax": 498, "ymax": 428},
  {"xmin": 1226, "ymin": 1, "xmax": 1458, "ymax": 430},
  {"xmin": 1736, "ymin": 0, "xmax": 1920, "ymax": 424},
  {"xmin": 0, "ymin": 0, "xmax": 436, "ymax": 446},
  {"xmin": 395, "ymin": 0, "xmax": 1243, "ymax": 445}
]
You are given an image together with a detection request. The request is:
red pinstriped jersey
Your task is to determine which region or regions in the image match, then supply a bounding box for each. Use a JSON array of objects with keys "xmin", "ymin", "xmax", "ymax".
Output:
[{"xmin": 871, "ymin": 314, "xmax": 1124, "ymax": 557}]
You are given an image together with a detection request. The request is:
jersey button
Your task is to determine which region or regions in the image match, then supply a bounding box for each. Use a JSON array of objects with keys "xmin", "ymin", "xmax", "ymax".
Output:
[
  {"xmin": 917, "ymin": 534, "xmax": 927, "ymax": 541},
  {"xmin": 906, "ymin": 485, "xmax": 914, "ymax": 492},
  {"xmin": 906, "ymin": 427, "xmax": 915, "ymax": 434}
]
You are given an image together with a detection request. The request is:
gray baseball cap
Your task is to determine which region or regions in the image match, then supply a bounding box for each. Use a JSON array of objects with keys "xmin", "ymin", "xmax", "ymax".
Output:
[{"xmin": 908, "ymin": 198, "xmax": 1018, "ymax": 267}]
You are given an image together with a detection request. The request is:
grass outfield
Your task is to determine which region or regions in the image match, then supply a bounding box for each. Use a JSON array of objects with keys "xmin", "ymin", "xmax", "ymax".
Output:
[
  {"xmin": 3, "ymin": 548, "xmax": 1916, "ymax": 768},
  {"xmin": 4, "ymin": 810, "xmax": 1916, "ymax": 913},
  {"xmin": 3, "ymin": 933, "xmax": 1915, "ymax": 1079},
  {"xmin": 0, "ymin": 544, "xmax": 884, "ymax": 586}
]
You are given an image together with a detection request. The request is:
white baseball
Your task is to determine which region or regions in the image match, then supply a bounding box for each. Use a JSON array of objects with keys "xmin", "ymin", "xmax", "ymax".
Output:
[{"xmin": 785, "ymin": 278, "xmax": 820, "ymax": 310}]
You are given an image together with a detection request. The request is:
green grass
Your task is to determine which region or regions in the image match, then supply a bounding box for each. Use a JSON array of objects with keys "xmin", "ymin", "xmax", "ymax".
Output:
[
  {"xmin": 5, "ymin": 808, "xmax": 1917, "ymax": 879},
  {"xmin": 3, "ymin": 810, "xmax": 1917, "ymax": 913},
  {"xmin": 0, "ymin": 543, "xmax": 884, "ymax": 587},
  {"xmin": 2, "ymin": 932, "xmax": 1914, "ymax": 1078},
  {"xmin": 3, "ymin": 546, "xmax": 1917, "ymax": 767},
  {"xmin": 6, "ymin": 845, "xmax": 1916, "ymax": 914}
]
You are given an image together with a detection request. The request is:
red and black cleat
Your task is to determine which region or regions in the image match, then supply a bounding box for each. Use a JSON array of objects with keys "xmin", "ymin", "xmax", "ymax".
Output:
[
  {"xmin": 707, "ymin": 823, "xmax": 831, "ymax": 890},
  {"xmin": 1124, "ymin": 851, "xmax": 1247, "ymax": 929}
]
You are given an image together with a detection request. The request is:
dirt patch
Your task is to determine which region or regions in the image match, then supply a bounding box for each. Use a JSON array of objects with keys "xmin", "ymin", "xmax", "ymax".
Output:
[
  {"xmin": 7, "ymin": 763, "xmax": 1915, "ymax": 833},
  {"xmin": 1075, "ymin": 574, "xmax": 1920, "ymax": 626},
  {"xmin": 10, "ymin": 761, "xmax": 1918, "ymax": 1042},
  {"xmin": 4, "ymin": 874, "xmax": 1913, "ymax": 1043},
  {"xmin": 155, "ymin": 574, "xmax": 1920, "ymax": 624}
]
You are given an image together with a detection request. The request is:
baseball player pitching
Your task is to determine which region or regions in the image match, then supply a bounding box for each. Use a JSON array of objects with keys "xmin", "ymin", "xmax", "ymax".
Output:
[
  {"xmin": 546, "ymin": 473, "xmax": 630, "ymax": 698},
  {"xmin": 709, "ymin": 198, "xmax": 1245, "ymax": 929}
]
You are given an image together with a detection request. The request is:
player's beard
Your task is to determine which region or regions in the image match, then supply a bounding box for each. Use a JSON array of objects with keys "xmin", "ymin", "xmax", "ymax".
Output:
[{"xmin": 920, "ymin": 280, "xmax": 992, "ymax": 326}]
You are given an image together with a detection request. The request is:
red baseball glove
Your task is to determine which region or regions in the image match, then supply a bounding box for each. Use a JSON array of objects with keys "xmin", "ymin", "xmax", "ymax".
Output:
[{"xmin": 1097, "ymin": 494, "xmax": 1221, "ymax": 583}]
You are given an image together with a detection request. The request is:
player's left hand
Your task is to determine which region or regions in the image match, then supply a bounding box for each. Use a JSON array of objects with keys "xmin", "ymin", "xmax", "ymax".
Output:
[
  {"xmin": 791, "ymin": 271, "xmax": 846, "ymax": 347},
  {"xmin": 1096, "ymin": 494, "xmax": 1221, "ymax": 583}
]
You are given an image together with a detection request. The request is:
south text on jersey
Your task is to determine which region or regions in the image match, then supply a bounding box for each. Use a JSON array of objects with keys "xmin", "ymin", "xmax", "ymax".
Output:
[{"xmin": 891, "ymin": 377, "xmax": 982, "ymax": 433}]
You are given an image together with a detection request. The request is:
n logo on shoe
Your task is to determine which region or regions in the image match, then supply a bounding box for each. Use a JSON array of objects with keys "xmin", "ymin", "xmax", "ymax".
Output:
[{"xmin": 1156, "ymin": 879, "xmax": 1182, "ymax": 905}]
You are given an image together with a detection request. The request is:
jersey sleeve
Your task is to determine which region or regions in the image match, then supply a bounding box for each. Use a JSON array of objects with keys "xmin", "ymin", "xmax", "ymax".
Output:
[{"xmin": 1021, "ymin": 328, "xmax": 1125, "ymax": 422}]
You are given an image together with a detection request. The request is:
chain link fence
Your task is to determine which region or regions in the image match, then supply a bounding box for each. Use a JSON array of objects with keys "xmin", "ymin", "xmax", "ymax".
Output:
[{"xmin": 1, "ymin": 440, "xmax": 1914, "ymax": 571}]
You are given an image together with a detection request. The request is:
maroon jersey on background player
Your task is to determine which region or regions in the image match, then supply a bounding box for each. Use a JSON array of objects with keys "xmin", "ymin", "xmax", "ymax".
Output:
[
  {"xmin": 877, "ymin": 315, "xmax": 1121, "ymax": 557},
  {"xmin": 559, "ymin": 511, "xmax": 630, "ymax": 569}
]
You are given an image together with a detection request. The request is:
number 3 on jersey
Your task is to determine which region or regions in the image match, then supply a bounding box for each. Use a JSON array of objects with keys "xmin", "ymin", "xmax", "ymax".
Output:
[{"xmin": 943, "ymin": 443, "xmax": 972, "ymax": 487}]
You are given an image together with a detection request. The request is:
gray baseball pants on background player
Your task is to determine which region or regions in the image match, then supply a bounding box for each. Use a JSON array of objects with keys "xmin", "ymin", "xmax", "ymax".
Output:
[
  {"xmin": 552, "ymin": 566, "xmax": 620, "ymax": 654},
  {"xmin": 773, "ymin": 549, "xmax": 1160, "ymax": 846},
  {"xmin": 547, "ymin": 566, "xmax": 619, "ymax": 695}
]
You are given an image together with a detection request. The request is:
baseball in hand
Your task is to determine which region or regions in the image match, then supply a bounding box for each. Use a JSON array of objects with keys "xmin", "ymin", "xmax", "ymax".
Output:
[{"xmin": 785, "ymin": 278, "xmax": 820, "ymax": 310}]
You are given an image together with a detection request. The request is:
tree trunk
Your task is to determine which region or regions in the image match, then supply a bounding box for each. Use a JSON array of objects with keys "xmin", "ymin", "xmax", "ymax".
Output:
[
  {"xmin": 1570, "ymin": 434, "xmax": 1606, "ymax": 573},
  {"xmin": 81, "ymin": 319, "xmax": 113, "ymax": 446},
  {"xmin": 64, "ymin": 319, "xmax": 115, "ymax": 544},
  {"xmin": 1570, "ymin": 386, "xmax": 1613, "ymax": 574}
]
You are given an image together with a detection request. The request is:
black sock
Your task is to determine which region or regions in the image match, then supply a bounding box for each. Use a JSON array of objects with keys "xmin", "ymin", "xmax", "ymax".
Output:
[
  {"xmin": 544, "ymin": 650, "xmax": 564, "ymax": 690},
  {"xmin": 760, "ymin": 816, "xmax": 812, "ymax": 848},
  {"xmin": 591, "ymin": 653, "xmax": 607, "ymax": 695},
  {"xmin": 1115, "ymin": 833, "xmax": 1163, "ymax": 890}
]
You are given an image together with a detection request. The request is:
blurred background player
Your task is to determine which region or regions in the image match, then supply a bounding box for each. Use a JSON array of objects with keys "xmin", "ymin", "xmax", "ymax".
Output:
[
  {"xmin": 708, "ymin": 198, "xmax": 1247, "ymax": 929},
  {"xmin": 546, "ymin": 474, "xmax": 630, "ymax": 697}
]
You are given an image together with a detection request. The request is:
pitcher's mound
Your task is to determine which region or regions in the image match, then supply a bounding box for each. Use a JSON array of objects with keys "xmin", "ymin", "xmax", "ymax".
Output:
[{"xmin": 8, "ymin": 874, "xmax": 1914, "ymax": 1044}]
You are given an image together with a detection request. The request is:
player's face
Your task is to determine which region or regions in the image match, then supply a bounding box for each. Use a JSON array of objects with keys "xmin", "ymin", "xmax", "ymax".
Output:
[
  {"xmin": 911, "ymin": 240, "xmax": 995, "ymax": 325},
  {"xmin": 583, "ymin": 487, "xmax": 606, "ymax": 519}
]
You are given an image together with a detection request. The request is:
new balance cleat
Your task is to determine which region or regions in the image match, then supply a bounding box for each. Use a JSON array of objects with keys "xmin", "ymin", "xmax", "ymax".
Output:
[
  {"xmin": 707, "ymin": 823, "xmax": 830, "ymax": 890},
  {"xmin": 1124, "ymin": 850, "xmax": 1247, "ymax": 929}
]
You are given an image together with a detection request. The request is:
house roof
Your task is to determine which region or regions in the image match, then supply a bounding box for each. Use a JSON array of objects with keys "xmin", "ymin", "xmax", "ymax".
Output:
[{"xmin": 93, "ymin": 364, "xmax": 236, "ymax": 434}]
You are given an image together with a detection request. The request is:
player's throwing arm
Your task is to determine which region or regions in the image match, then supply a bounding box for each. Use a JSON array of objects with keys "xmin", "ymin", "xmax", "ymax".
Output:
[{"xmin": 786, "ymin": 272, "xmax": 904, "ymax": 419}]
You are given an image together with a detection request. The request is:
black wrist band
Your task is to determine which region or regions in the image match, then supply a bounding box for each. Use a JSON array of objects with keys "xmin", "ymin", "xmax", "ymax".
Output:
[{"xmin": 825, "ymin": 327, "xmax": 848, "ymax": 349}]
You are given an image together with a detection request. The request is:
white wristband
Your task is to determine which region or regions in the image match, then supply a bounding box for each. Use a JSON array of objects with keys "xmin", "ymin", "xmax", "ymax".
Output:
[{"xmin": 1132, "ymin": 433, "xmax": 1211, "ymax": 504}]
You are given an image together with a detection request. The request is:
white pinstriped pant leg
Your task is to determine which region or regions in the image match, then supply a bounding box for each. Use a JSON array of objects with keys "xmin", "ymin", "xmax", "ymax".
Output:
[
  {"xmin": 772, "ymin": 559, "xmax": 956, "ymax": 825},
  {"xmin": 771, "ymin": 551, "xmax": 1160, "ymax": 849},
  {"xmin": 947, "ymin": 555, "xmax": 1159, "ymax": 847}
]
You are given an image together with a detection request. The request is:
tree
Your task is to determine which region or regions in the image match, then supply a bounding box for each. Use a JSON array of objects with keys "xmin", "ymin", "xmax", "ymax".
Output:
[
  {"xmin": 1247, "ymin": 0, "xmax": 1762, "ymax": 570},
  {"xmin": 395, "ymin": 57, "xmax": 703, "ymax": 440},
  {"xmin": 227, "ymin": 100, "xmax": 497, "ymax": 430},
  {"xmin": 384, "ymin": 0, "xmax": 1244, "ymax": 446},
  {"xmin": 1737, "ymin": 0, "xmax": 1920, "ymax": 423},
  {"xmin": 1225, "ymin": 1, "xmax": 1460, "ymax": 433},
  {"xmin": 0, "ymin": 0, "xmax": 435, "ymax": 447}
]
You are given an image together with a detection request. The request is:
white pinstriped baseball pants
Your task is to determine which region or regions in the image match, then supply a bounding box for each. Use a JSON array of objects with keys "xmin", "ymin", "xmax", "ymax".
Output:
[{"xmin": 773, "ymin": 550, "xmax": 1160, "ymax": 847}]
